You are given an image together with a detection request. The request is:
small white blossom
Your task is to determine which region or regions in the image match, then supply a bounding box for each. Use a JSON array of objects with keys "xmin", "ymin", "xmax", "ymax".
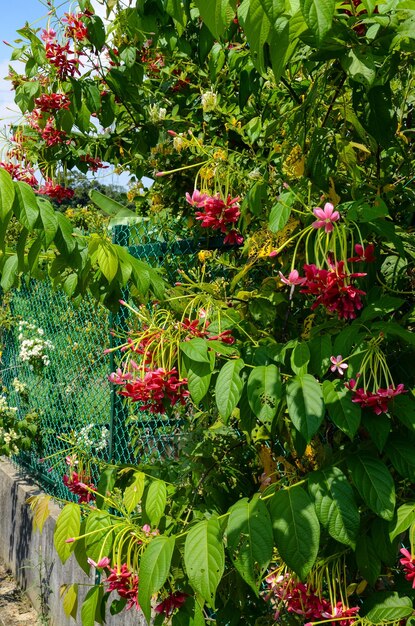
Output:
[{"xmin": 201, "ymin": 91, "xmax": 217, "ymax": 113}]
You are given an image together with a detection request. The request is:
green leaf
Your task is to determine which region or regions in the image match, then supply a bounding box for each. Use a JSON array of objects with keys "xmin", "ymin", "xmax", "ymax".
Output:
[
  {"xmin": 269, "ymin": 191, "xmax": 294, "ymax": 232},
  {"xmin": 96, "ymin": 468, "xmax": 116, "ymax": 510},
  {"xmin": 215, "ymin": 358, "xmax": 245, "ymax": 421},
  {"xmin": 308, "ymin": 467, "xmax": 360, "ymax": 548},
  {"xmin": 180, "ymin": 338, "xmax": 210, "ymax": 364},
  {"xmin": 387, "ymin": 435, "xmax": 415, "ymax": 482},
  {"xmin": 62, "ymin": 583, "xmax": 78, "ymax": 619},
  {"xmin": 341, "ymin": 48, "xmax": 376, "ymax": 88},
  {"xmin": 391, "ymin": 394, "xmax": 415, "ymax": 434},
  {"xmin": 226, "ymin": 496, "xmax": 273, "ymax": 593},
  {"xmin": 55, "ymin": 213, "xmax": 76, "ymax": 254},
  {"xmin": 355, "ymin": 534, "xmax": 382, "ymax": 585},
  {"xmin": 145, "ymin": 480, "xmax": 167, "ymax": 527},
  {"xmin": 1, "ymin": 255, "xmax": 18, "ymax": 291},
  {"xmin": 360, "ymin": 296, "xmax": 404, "ymax": 321},
  {"xmin": 184, "ymin": 517, "xmax": 225, "ymax": 607},
  {"xmin": 81, "ymin": 586, "xmax": 103, "ymax": 626},
  {"xmin": 389, "ymin": 502, "xmax": 415, "ymax": 540},
  {"xmin": 85, "ymin": 511, "xmax": 113, "ymax": 564},
  {"xmin": 348, "ymin": 455, "xmax": 395, "ymax": 521},
  {"xmin": 269, "ymin": 485, "xmax": 320, "ymax": 579},
  {"xmin": 361, "ymin": 412, "xmax": 390, "ymax": 452},
  {"xmin": 87, "ymin": 15, "xmax": 106, "ymax": 50},
  {"xmin": 238, "ymin": 0, "xmax": 271, "ymax": 73},
  {"xmin": 184, "ymin": 351, "xmax": 214, "ymax": 404},
  {"xmin": 300, "ymin": 0, "xmax": 335, "ymax": 43},
  {"xmin": 194, "ymin": 0, "xmax": 237, "ymax": 39},
  {"xmin": 96, "ymin": 241, "xmax": 119, "ymax": 282},
  {"xmin": 38, "ymin": 199, "xmax": 58, "ymax": 248},
  {"xmin": 308, "ymin": 335, "xmax": 332, "ymax": 378},
  {"xmin": 286, "ymin": 374, "xmax": 324, "ymax": 443},
  {"xmin": 290, "ymin": 342, "xmax": 310, "ymax": 375},
  {"xmin": 13, "ymin": 181, "xmax": 39, "ymax": 231},
  {"xmin": 123, "ymin": 471, "xmax": 145, "ymax": 513},
  {"xmin": 362, "ymin": 592, "xmax": 413, "ymax": 622},
  {"xmin": 90, "ymin": 190, "xmax": 140, "ymax": 225},
  {"xmin": 54, "ymin": 503, "xmax": 81, "ymax": 564},
  {"xmin": 0, "ymin": 168, "xmax": 15, "ymax": 218},
  {"xmin": 322, "ymin": 379, "xmax": 361, "ymax": 440},
  {"xmin": 138, "ymin": 536, "xmax": 175, "ymax": 624},
  {"xmin": 247, "ymin": 364, "xmax": 282, "ymax": 424},
  {"xmin": 172, "ymin": 598, "xmax": 205, "ymax": 626},
  {"xmin": 74, "ymin": 521, "xmax": 90, "ymax": 575}
]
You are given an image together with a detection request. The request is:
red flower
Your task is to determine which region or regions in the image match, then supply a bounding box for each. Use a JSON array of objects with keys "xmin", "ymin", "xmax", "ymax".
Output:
[
  {"xmin": 0, "ymin": 162, "xmax": 38, "ymax": 187},
  {"xmin": 400, "ymin": 548, "xmax": 415, "ymax": 588},
  {"xmin": 119, "ymin": 367, "xmax": 189, "ymax": 414},
  {"xmin": 301, "ymin": 261, "xmax": 366, "ymax": 320},
  {"xmin": 41, "ymin": 118, "xmax": 67, "ymax": 147},
  {"xmin": 34, "ymin": 93, "xmax": 71, "ymax": 112},
  {"xmin": 348, "ymin": 243, "xmax": 376, "ymax": 263},
  {"xmin": 45, "ymin": 41, "xmax": 82, "ymax": 79},
  {"xmin": 37, "ymin": 179, "xmax": 74, "ymax": 203},
  {"xmin": 80, "ymin": 155, "xmax": 108, "ymax": 172},
  {"xmin": 345, "ymin": 380, "xmax": 406, "ymax": 415},
  {"xmin": 155, "ymin": 591, "xmax": 188, "ymax": 616},
  {"xmin": 62, "ymin": 13, "xmax": 89, "ymax": 41},
  {"xmin": 185, "ymin": 189, "xmax": 242, "ymax": 244},
  {"xmin": 63, "ymin": 471, "xmax": 95, "ymax": 503},
  {"xmin": 107, "ymin": 564, "xmax": 140, "ymax": 610}
]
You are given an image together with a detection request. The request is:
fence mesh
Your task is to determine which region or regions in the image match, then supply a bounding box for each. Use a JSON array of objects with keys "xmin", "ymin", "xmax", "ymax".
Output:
[{"xmin": 0, "ymin": 221, "xmax": 217, "ymax": 497}]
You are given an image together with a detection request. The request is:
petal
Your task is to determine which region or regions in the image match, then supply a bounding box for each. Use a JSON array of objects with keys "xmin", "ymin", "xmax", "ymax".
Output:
[{"xmin": 313, "ymin": 207, "xmax": 326, "ymax": 219}]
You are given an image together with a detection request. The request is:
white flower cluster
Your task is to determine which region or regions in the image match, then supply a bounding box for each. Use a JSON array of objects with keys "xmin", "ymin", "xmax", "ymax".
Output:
[
  {"xmin": 0, "ymin": 395, "xmax": 17, "ymax": 417},
  {"xmin": 12, "ymin": 378, "xmax": 28, "ymax": 395},
  {"xmin": 201, "ymin": 90, "xmax": 218, "ymax": 112},
  {"xmin": 148, "ymin": 104, "xmax": 167, "ymax": 122},
  {"xmin": 17, "ymin": 321, "xmax": 54, "ymax": 370},
  {"xmin": 76, "ymin": 424, "xmax": 109, "ymax": 453}
]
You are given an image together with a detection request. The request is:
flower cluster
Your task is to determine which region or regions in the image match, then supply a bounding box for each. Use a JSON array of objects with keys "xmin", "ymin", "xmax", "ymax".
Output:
[
  {"xmin": 186, "ymin": 189, "xmax": 243, "ymax": 245},
  {"xmin": 18, "ymin": 321, "xmax": 54, "ymax": 371},
  {"xmin": 301, "ymin": 261, "xmax": 366, "ymax": 320},
  {"xmin": 44, "ymin": 40, "xmax": 81, "ymax": 79},
  {"xmin": 345, "ymin": 378, "xmax": 406, "ymax": 415},
  {"xmin": 115, "ymin": 367, "xmax": 189, "ymax": 414},
  {"xmin": 37, "ymin": 179, "xmax": 74, "ymax": 203},
  {"xmin": 41, "ymin": 118, "xmax": 68, "ymax": 147},
  {"xmin": 63, "ymin": 471, "xmax": 96, "ymax": 503},
  {"xmin": 62, "ymin": 12, "xmax": 89, "ymax": 41},
  {"xmin": 400, "ymin": 548, "xmax": 415, "ymax": 588},
  {"xmin": 106, "ymin": 564, "xmax": 140, "ymax": 610},
  {"xmin": 155, "ymin": 591, "xmax": 188, "ymax": 617},
  {"xmin": 181, "ymin": 315, "xmax": 235, "ymax": 344},
  {"xmin": 76, "ymin": 423, "xmax": 109, "ymax": 453},
  {"xmin": 0, "ymin": 161, "xmax": 38, "ymax": 187},
  {"xmin": 34, "ymin": 93, "xmax": 71, "ymax": 112},
  {"xmin": 0, "ymin": 395, "xmax": 38, "ymax": 456},
  {"xmin": 79, "ymin": 155, "xmax": 107, "ymax": 172},
  {"xmin": 265, "ymin": 573, "xmax": 359, "ymax": 625}
]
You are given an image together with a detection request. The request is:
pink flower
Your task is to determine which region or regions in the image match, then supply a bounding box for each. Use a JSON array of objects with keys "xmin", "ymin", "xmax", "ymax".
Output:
[
  {"xmin": 330, "ymin": 355, "xmax": 348, "ymax": 376},
  {"xmin": 312, "ymin": 202, "xmax": 340, "ymax": 233},
  {"xmin": 400, "ymin": 548, "xmax": 415, "ymax": 587},
  {"xmin": 279, "ymin": 269, "xmax": 307, "ymax": 300},
  {"xmin": 88, "ymin": 557, "xmax": 110, "ymax": 569},
  {"xmin": 279, "ymin": 269, "xmax": 306, "ymax": 287}
]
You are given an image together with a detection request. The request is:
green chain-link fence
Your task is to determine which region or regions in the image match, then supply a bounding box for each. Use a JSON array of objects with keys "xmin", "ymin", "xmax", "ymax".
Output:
[{"xmin": 0, "ymin": 222, "xmax": 227, "ymax": 499}]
